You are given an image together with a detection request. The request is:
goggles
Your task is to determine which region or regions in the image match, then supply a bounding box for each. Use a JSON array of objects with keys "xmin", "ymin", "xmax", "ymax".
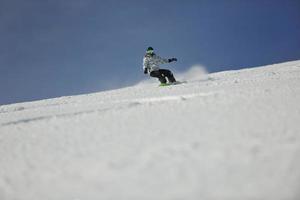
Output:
[{"xmin": 146, "ymin": 50, "xmax": 154, "ymax": 54}]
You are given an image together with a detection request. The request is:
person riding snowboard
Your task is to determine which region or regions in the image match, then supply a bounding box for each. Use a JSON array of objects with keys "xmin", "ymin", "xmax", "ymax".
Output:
[{"xmin": 143, "ymin": 47, "xmax": 178, "ymax": 85}]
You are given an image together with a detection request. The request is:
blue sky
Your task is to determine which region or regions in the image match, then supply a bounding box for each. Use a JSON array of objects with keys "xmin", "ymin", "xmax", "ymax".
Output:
[{"xmin": 1, "ymin": 0, "xmax": 300, "ymax": 105}]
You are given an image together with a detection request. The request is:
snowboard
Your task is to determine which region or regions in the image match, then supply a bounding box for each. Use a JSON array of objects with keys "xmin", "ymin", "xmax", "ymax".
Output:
[{"xmin": 159, "ymin": 81, "xmax": 187, "ymax": 87}]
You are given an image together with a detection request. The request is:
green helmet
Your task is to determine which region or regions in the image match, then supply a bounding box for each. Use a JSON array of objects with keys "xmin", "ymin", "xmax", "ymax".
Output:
[{"xmin": 146, "ymin": 47, "xmax": 154, "ymax": 54}]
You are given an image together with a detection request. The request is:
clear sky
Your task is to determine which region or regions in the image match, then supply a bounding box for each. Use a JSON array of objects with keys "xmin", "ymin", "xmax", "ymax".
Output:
[{"xmin": 1, "ymin": 0, "xmax": 300, "ymax": 105}]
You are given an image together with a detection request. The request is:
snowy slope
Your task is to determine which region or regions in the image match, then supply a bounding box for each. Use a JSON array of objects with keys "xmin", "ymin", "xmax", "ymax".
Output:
[{"xmin": 0, "ymin": 60, "xmax": 300, "ymax": 200}]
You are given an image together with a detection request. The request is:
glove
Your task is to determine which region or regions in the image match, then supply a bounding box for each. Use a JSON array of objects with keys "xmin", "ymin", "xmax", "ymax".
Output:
[
  {"xmin": 168, "ymin": 58, "xmax": 177, "ymax": 63},
  {"xmin": 144, "ymin": 68, "xmax": 148, "ymax": 74}
]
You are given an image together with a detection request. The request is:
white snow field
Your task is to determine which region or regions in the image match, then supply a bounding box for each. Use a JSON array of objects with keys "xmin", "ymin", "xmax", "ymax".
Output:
[{"xmin": 1, "ymin": 60, "xmax": 300, "ymax": 200}]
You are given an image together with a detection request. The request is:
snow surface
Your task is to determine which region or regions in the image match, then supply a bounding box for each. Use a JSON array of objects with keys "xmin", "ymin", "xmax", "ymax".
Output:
[{"xmin": 1, "ymin": 60, "xmax": 300, "ymax": 200}]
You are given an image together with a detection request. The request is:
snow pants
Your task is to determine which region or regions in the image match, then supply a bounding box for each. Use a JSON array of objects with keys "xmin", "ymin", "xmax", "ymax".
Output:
[{"xmin": 150, "ymin": 69, "xmax": 176, "ymax": 84}]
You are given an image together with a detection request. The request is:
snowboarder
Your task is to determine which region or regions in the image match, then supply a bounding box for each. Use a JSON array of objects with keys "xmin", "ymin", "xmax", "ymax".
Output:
[{"xmin": 143, "ymin": 47, "xmax": 178, "ymax": 86}]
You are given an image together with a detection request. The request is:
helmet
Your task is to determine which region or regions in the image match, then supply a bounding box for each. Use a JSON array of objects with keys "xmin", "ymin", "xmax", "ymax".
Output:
[
  {"xmin": 146, "ymin": 47, "xmax": 154, "ymax": 54},
  {"xmin": 147, "ymin": 47, "xmax": 154, "ymax": 51}
]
